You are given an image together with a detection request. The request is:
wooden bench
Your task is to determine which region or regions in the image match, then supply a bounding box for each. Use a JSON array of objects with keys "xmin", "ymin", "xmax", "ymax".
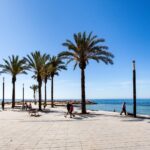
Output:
[
  {"xmin": 28, "ymin": 109, "xmax": 39, "ymax": 116},
  {"xmin": 14, "ymin": 105, "xmax": 22, "ymax": 109}
]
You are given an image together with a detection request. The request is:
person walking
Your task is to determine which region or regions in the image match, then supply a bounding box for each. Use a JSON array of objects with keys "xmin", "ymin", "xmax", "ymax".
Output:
[
  {"xmin": 120, "ymin": 102, "xmax": 126, "ymax": 115},
  {"xmin": 28, "ymin": 102, "xmax": 32, "ymax": 110},
  {"xmin": 69, "ymin": 103, "xmax": 75, "ymax": 118},
  {"xmin": 43, "ymin": 103, "xmax": 47, "ymax": 109},
  {"xmin": 24, "ymin": 102, "xmax": 28, "ymax": 110},
  {"xmin": 64, "ymin": 102, "xmax": 71, "ymax": 117}
]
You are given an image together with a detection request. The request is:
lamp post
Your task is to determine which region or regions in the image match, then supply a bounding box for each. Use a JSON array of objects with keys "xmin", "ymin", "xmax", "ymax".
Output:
[
  {"xmin": 133, "ymin": 60, "xmax": 136, "ymax": 117},
  {"xmin": 2, "ymin": 77, "xmax": 5, "ymax": 110},
  {"xmin": 22, "ymin": 83, "xmax": 24, "ymax": 108}
]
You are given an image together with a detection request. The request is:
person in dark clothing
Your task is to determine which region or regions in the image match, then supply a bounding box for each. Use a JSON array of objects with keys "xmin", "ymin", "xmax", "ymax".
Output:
[
  {"xmin": 64, "ymin": 102, "xmax": 71, "ymax": 117},
  {"xmin": 43, "ymin": 103, "xmax": 47, "ymax": 109},
  {"xmin": 67, "ymin": 102, "xmax": 70, "ymax": 111},
  {"xmin": 28, "ymin": 103, "xmax": 32, "ymax": 110},
  {"xmin": 69, "ymin": 103, "xmax": 75, "ymax": 118},
  {"xmin": 120, "ymin": 102, "xmax": 126, "ymax": 115},
  {"xmin": 24, "ymin": 102, "xmax": 28, "ymax": 110}
]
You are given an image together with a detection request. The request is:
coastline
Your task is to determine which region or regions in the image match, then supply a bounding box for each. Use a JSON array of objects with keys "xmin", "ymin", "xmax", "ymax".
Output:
[
  {"xmin": 1, "ymin": 99, "xmax": 96, "ymax": 106},
  {"xmin": 1, "ymin": 101, "xmax": 150, "ymax": 119}
]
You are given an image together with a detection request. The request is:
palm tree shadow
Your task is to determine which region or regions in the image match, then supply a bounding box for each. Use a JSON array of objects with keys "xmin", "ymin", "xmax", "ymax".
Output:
[
  {"xmin": 41, "ymin": 109, "xmax": 51, "ymax": 113},
  {"xmin": 121, "ymin": 118, "xmax": 144, "ymax": 122},
  {"xmin": 42, "ymin": 109, "xmax": 65, "ymax": 114},
  {"xmin": 30, "ymin": 114, "xmax": 41, "ymax": 117},
  {"xmin": 72, "ymin": 112, "xmax": 149, "ymax": 121},
  {"xmin": 72, "ymin": 112, "xmax": 111, "ymax": 120},
  {"xmin": 11, "ymin": 109, "xmax": 26, "ymax": 112}
]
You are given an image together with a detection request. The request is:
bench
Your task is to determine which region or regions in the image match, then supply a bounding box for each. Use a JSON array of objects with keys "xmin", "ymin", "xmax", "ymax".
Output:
[
  {"xmin": 28, "ymin": 109, "xmax": 39, "ymax": 116},
  {"xmin": 14, "ymin": 105, "xmax": 22, "ymax": 109}
]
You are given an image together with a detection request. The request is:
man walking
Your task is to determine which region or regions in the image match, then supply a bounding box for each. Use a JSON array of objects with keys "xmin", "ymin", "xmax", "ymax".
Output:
[
  {"xmin": 120, "ymin": 102, "xmax": 126, "ymax": 115},
  {"xmin": 64, "ymin": 102, "xmax": 71, "ymax": 117}
]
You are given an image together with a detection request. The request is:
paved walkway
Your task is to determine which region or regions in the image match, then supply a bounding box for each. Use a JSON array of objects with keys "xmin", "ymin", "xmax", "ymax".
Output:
[{"xmin": 0, "ymin": 107, "xmax": 150, "ymax": 150}]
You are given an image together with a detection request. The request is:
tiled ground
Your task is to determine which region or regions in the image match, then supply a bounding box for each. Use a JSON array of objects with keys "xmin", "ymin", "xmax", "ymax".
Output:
[{"xmin": 0, "ymin": 107, "xmax": 150, "ymax": 150}]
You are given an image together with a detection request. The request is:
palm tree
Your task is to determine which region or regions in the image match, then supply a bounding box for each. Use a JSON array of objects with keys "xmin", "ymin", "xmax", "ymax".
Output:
[
  {"xmin": 0, "ymin": 55, "xmax": 28, "ymax": 108},
  {"xmin": 31, "ymin": 60, "xmax": 51, "ymax": 107},
  {"xmin": 41, "ymin": 62, "xmax": 51, "ymax": 106},
  {"xmin": 25, "ymin": 51, "xmax": 50, "ymax": 111},
  {"xmin": 49, "ymin": 56, "xmax": 67, "ymax": 107},
  {"xmin": 59, "ymin": 32, "xmax": 114, "ymax": 114},
  {"xmin": 30, "ymin": 84, "xmax": 38, "ymax": 102}
]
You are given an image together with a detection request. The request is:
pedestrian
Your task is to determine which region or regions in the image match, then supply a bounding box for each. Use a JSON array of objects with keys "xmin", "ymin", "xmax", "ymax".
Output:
[
  {"xmin": 64, "ymin": 102, "xmax": 71, "ymax": 117},
  {"xmin": 24, "ymin": 102, "xmax": 28, "ymax": 110},
  {"xmin": 120, "ymin": 102, "xmax": 126, "ymax": 115},
  {"xmin": 69, "ymin": 103, "xmax": 75, "ymax": 118},
  {"xmin": 43, "ymin": 103, "xmax": 47, "ymax": 109},
  {"xmin": 28, "ymin": 102, "xmax": 32, "ymax": 110}
]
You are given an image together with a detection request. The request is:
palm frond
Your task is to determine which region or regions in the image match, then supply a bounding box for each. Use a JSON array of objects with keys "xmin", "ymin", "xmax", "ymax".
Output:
[
  {"xmin": 61, "ymin": 31, "xmax": 114, "ymax": 69},
  {"xmin": 0, "ymin": 55, "xmax": 28, "ymax": 76}
]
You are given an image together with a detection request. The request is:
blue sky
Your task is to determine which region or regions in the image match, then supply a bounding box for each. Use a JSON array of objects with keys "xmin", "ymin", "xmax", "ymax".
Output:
[{"xmin": 0, "ymin": 0, "xmax": 150, "ymax": 99}]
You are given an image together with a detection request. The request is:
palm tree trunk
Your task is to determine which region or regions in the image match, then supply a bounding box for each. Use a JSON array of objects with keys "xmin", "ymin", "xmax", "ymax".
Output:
[
  {"xmin": 81, "ymin": 68, "xmax": 86, "ymax": 114},
  {"xmin": 51, "ymin": 76, "xmax": 54, "ymax": 107},
  {"xmin": 44, "ymin": 81, "xmax": 47, "ymax": 105},
  {"xmin": 38, "ymin": 79, "xmax": 42, "ymax": 111},
  {"xmin": 12, "ymin": 81, "xmax": 15, "ymax": 108}
]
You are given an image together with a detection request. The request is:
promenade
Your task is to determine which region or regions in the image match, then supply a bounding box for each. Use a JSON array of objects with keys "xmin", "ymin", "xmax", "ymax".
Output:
[{"xmin": 0, "ymin": 106, "xmax": 150, "ymax": 150}]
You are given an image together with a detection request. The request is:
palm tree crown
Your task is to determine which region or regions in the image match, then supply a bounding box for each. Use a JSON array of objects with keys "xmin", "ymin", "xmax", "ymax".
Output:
[
  {"xmin": 0, "ymin": 55, "xmax": 28, "ymax": 79},
  {"xmin": 30, "ymin": 84, "xmax": 38, "ymax": 93},
  {"xmin": 49, "ymin": 56, "xmax": 67, "ymax": 77},
  {"xmin": 59, "ymin": 32, "xmax": 114, "ymax": 69},
  {"xmin": 25, "ymin": 51, "xmax": 50, "ymax": 81}
]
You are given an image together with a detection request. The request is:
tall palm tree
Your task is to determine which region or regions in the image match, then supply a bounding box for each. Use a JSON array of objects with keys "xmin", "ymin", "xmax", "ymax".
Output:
[
  {"xmin": 0, "ymin": 55, "xmax": 28, "ymax": 108},
  {"xmin": 49, "ymin": 56, "xmax": 67, "ymax": 107},
  {"xmin": 31, "ymin": 61, "xmax": 51, "ymax": 106},
  {"xmin": 25, "ymin": 51, "xmax": 50, "ymax": 111},
  {"xmin": 59, "ymin": 32, "xmax": 114, "ymax": 114},
  {"xmin": 30, "ymin": 84, "xmax": 38, "ymax": 102},
  {"xmin": 41, "ymin": 62, "xmax": 51, "ymax": 106}
]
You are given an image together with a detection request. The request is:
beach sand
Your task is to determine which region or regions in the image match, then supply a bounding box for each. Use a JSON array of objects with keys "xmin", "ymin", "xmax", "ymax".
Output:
[{"xmin": 0, "ymin": 105, "xmax": 150, "ymax": 150}]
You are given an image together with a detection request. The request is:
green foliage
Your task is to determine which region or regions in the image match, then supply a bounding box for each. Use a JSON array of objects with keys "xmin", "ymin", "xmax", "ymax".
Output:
[
  {"xmin": 25, "ymin": 51, "xmax": 50, "ymax": 81},
  {"xmin": 49, "ymin": 55, "xmax": 67, "ymax": 77},
  {"xmin": 59, "ymin": 32, "xmax": 114, "ymax": 70},
  {"xmin": 30, "ymin": 84, "xmax": 38, "ymax": 92},
  {"xmin": 0, "ymin": 55, "xmax": 28, "ymax": 79}
]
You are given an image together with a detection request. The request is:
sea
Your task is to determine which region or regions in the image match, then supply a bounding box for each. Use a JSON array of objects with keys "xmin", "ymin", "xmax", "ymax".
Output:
[
  {"xmin": 87, "ymin": 99, "xmax": 150, "ymax": 116},
  {"xmin": 1, "ymin": 98, "xmax": 150, "ymax": 116}
]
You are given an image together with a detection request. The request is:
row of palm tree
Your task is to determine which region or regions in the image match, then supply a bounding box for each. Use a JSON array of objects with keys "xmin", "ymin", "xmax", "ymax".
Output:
[{"xmin": 0, "ymin": 32, "xmax": 114, "ymax": 113}]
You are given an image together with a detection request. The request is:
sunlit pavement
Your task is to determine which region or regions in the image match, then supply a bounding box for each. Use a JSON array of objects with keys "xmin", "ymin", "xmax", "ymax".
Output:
[{"xmin": 0, "ymin": 107, "xmax": 150, "ymax": 150}]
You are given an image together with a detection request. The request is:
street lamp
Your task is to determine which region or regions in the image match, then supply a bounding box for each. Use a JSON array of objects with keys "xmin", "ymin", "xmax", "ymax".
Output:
[
  {"xmin": 2, "ymin": 77, "xmax": 5, "ymax": 110},
  {"xmin": 22, "ymin": 83, "xmax": 24, "ymax": 108},
  {"xmin": 133, "ymin": 60, "xmax": 136, "ymax": 117}
]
